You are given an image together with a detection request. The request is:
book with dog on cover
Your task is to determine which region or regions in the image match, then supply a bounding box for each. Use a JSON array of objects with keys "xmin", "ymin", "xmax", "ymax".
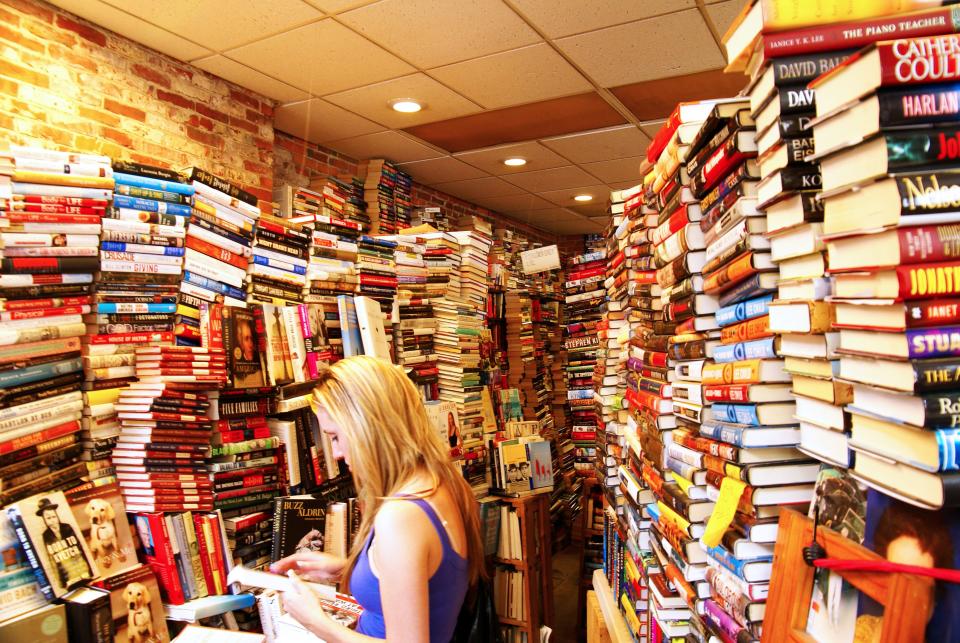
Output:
[
  {"xmin": 92, "ymin": 563, "xmax": 170, "ymax": 643},
  {"xmin": 64, "ymin": 482, "xmax": 138, "ymax": 576}
]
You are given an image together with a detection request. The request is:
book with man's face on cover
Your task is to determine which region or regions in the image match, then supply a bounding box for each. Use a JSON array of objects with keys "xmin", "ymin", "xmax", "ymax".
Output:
[{"xmin": 6, "ymin": 490, "xmax": 98, "ymax": 599}]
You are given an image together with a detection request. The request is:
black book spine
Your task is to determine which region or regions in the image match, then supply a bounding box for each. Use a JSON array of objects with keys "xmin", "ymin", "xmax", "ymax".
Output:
[
  {"xmin": 772, "ymin": 49, "xmax": 855, "ymax": 85},
  {"xmin": 113, "ymin": 160, "xmax": 184, "ymax": 183},
  {"xmin": 914, "ymin": 358, "xmax": 960, "ymax": 393},
  {"xmin": 6, "ymin": 506, "xmax": 55, "ymax": 600},
  {"xmin": 879, "ymin": 84, "xmax": 960, "ymax": 128},
  {"xmin": 777, "ymin": 85, "xmax": 816, "ymax": 116},
  {"xmin": 64, "ymin": 589, "xmax": 114, "ymax": 643},
  {"xmin": 293, "ymin": 410, "xmax": 315, "ymax": 490},
  {"xmin": 271, "ymin": 499, "xmax": 284, "ymax": 562},
  {"xmin": 778, "ymin": 164, "xmax": 822, "ymax": 192},
  {"xmin": 188, "ymin": 168, "xmax": 258, "ymax": 207}
]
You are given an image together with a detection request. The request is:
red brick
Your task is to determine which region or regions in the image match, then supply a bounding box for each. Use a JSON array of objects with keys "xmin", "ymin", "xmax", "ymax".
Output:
[
  {"xmin": 132, "ymin": 64, "xmax": 170, "ymax": 89},
  {"xmin": 56, "ymin": 14, "xmax": 106, "ymax": 47},
  {"xmin": 78, "ymin": 105, "xmax": 120, "ymax": 128},
  {"xmin": 229, "ymin": 115, "xmax": 257, "ymax": 134},
  {"xmin": 246, "ymin": 186, "xmax": 273, "ymax": 203},
  {"xmin": 0, "ymin": 22, "xmax": 44, "ymax": 52},
  {"xmin": 245, "ymin": 108, "xmax": 263, "ymax": 123},
  {"xmin": 129, "ymin": 152, "xmax": 168, "ymax": 167},
  {"xmin": 0, "ymin": 58, "xmax": 47, "ymax": 87},
  {"xmin": 25, "ymin": 17, "xmax": 76, "ymax": 48},
  {"xmin": 155, "ymin": 89, "xmax": 193, "ymax": 110},
  {"xmin": 243, "ymin": 159, "xmax": 269, "ymax": 175},
  {"xmin": 32, "ymin": 123, "xmax": 73, "ymax": 147},
  {"xmin": 48, "ymin": 44, "xmax": 98, "ymax": 73},
  {"xmin": 0, "ymin": 6, "xmax": 19, "ymax": 26},
  {"xmin": 186, "ymin": 126, "xmax": 222, "ymax": 148},
  {"xmin": 260, "ymin": 102, "xmax": 274, "ymax": 119},
  {"xmin": 0, "ymin": 77, "xmax": 17, "ymax": 97},
  {"xmin": 230, "ymin": 89, "xmax": 259, "ymax": 111},
  {"xmin": 5, "ymin": 0, "xmax": 53, "ymax": 23},
  {"xmin": 187, "ymin": 114, "xmax": 214, "ymax": 131},
  {"xmin": 195, "ymin": 103, "xmax": 228, "ymax": 124},
  {"xmin": 0, "ymin": 112, "xmax": 12, "ymax": 131},
  {"xmin": 101, "ymin": 126, "xmax": 132, "ymax": 147},
  {"xmin": 103, "ymin": 97, "xmax": 146, "ymax": 122}
]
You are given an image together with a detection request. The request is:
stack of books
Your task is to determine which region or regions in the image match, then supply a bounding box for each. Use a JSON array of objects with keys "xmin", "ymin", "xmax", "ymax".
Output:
[
  {"xmin": 389, "ymin": 233, "xmax": 429, "ymax": 299},
  {"xmin": 360, "ymin": 159, "xmax": 398, "ymax": 234},
  {"xmin": 389, "ymin": 234, "xmax": 440, "ymax": 400},
  {"xmin": 504, "ymin": 291, "xmax": 535, "ymax": 409},
  {"xmin": 354, "ymin": 235, "xmax": 398, "ymax": 312},
  {"xmin": 410, "ymin": 205, "xmax": 448, "ymax": 231},
  {"xmin": 422, "ymin": 232, "xmax": 462, "ymax": 298},
  {"xmin": 451, "ymin": 218, "xmax": 493, "ymax": 313},
  {"xmin": 0, "ymin": 146, "xmax": 112, "ymax": 501},
  {"xmin": 810, "ymin": 32, "xmax": 960, "ymax": 509},
  {"xmin": 563, "ymin": 251, "xmax": 605, "ymax": 477},
  {"xmin": 341, "ymin": 177, "xmax": 370, "ymax": 231},
  {"xmin": 224, "ymin": 510, "xmax": 273, "ymax": 571},
  {"xmin": 246, "ymin": 213, "xmax": 309, "ymax": 306},
  {"xmin": 394, "ymin": 168, "xmax": 413, "ymax": 231},
  {"xmin": 178, "ymin": 168, "xmax": 261, "ymax": 344}
]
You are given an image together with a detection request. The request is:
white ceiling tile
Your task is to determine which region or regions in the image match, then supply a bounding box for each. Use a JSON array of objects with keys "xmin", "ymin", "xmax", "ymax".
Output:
[
  {"xmin": 540, "ymin": 125, "xmax": 650, "ymax": 164},
  {"xmin": 502, "ymin": 165, "xmax": 598, "ymax": 192},
  {"xmin": 103, "ymin": 0, "xmax": 322, "ymax": 52},
  {"xmin": 469, "ymin": 193, "xmax": 555, "ymax": 212},
  {"xmin": 640, "ymin": 119, "xmax": 668, "ymax": 139},
  {"xmin": 302, "ymin": 0, "xmax": 377, "ymax": 12},
  {"xmin": 396, "ymin": 157, "xmax": 489, "ymax": 184},
  {"xmin": 339, "ymin": 0, "xmax": 540, "ymax": 68},
  {"xmin": 509, "ymin": 0, "xmax": 696, "ymax": 38},
  {"xmin": 429, "ymin": 44, "xmax": 591, "ymax": 110},
  {"xmin": 193, "ymin": 55, "xmax": 310, "ymax": 102},
  {"xmin": 325, "ymin": 130, "xmax": 443, "ymax": 163},
  {"xmin": 431, "ymin": 176, "xmax": 526, "ymax": 200},
  {"xmin": 225, "ymin": 19, "xmax": 413, "ymax": 96},
  {"xmin": 46, "ymin": 0, "xmax": 212, "ymax": 60},
  {"xmin": 704, "ymin": 1, "xmax": 744, "ymax": 38},
  {"xmin": 580, "ymin": 156, "xmax": 644, "ymax": 184},
  {"xmin": 274, "ymin": 98, "xmax": 385, "ymax": 144},
  {"xmin": 323, "ymin": 73, "xmax": 481, "ymax": 128},
  {"xmin": 453, "ymin": 141, "xmax": 568, "ymax": 176},
  {"xmin": 555, "ymin": 10, "xmax": 725, "ymax": 86},
  {"xmin": 537, "ymin": 184, "xmax": 608, "ymax": 207}
]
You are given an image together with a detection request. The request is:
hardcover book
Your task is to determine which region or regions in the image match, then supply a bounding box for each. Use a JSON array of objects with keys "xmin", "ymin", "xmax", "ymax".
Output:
[
  {"xmin": 64, "ymin": 482, "xmax": 137, "ymax": 576},
  {"xmin": 92, "ymin": 563, "xmax": 171, "ymax": 643},
  {"xmin": 271, "ymin": 495, "xmax": 327, "ymax": 562}
]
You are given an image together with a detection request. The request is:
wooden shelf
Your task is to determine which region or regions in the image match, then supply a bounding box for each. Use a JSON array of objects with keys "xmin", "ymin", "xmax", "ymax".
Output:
[
  {"xmin": 591, "ymin": 570, "xmax": 634, "ymax": 643},
  {"xmin": 499, "ymin": 617, "xmax": 528, "ymax": 627},
  {"xmin": 494, "ymin": 557, "xmax": 528, "ymax": 569}
]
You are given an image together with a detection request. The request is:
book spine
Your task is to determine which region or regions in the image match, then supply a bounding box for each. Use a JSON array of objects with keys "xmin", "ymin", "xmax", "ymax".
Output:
[
  {"xmin": 764, "ymin": 7, "xmax": 960, "ymax": 58},
  {"xmin": 907, "ymin": 325, "xmax": 960, "ymax": 359},
  {"xmin": 771, "ymin": 49, "xmax": 856, "ymax": 84},
  {"xmin": 897, "ymin": 261, "xmax": 960, "ymax": 299},
  {"xmin": 5, "ymin": 506, "xmax": 55, "ymax": 601},
  {"xmin": 113, "ymin": 172, "xmax": 194, "ymax": 195},
  {"xmin": 113, "ymin": 194, "xmax": 192, "ymax": 216},
  {"xmin": 112, "ymin": 160, "xmax": 184, "ymax": 182},
  {"xmin": 878, "ymin": 34, "xmax": 960, "ymax": 87},
  {"xmin": 879, "ymin": 83, "xmax": 960, "ymax": 127},
  {"xmin": 188, "ymin": 168, "xmax": 258, "ymax": 207}
]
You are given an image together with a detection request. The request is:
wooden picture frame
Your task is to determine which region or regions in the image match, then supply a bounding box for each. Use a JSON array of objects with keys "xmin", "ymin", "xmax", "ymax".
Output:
[{"xmin": 763, "ymin": 509, "xmax": 932, "ymax": 643}]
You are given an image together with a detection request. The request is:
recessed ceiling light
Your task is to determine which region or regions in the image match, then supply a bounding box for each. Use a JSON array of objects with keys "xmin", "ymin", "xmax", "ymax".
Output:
[
  {"xmin": 574, "ymin": 194, "xmax": 593, "ymax": 202},
  {"xmin": 390, "ymin": 99, "xmax": 422, "ymax": 113},
  {"xmin": 503, "ymin": 157, "xmax": 527, "ymax": 167}
]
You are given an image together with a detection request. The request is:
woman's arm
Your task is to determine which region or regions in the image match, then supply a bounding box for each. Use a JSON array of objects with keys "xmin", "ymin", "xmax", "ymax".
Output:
[
  {"xmin": 283, "ymin": 501, "xmax": 435, "ymax": 642},
  {"xmin": 271, "ymin": 550, "xmax": 347, "ymax": 583}
]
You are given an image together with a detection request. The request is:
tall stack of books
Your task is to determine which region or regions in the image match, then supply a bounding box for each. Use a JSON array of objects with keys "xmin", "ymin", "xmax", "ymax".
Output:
[
  {"xmin": 394, "ymin": 168, "xmax": 413, "ymax": 231},
  {"xmin": 807, "ymin": 32, "xmax": 960, "ymax": 509},
  {"xmin": 246, "ymin": 213, "xmax": 309, "ymax": 306},
  {"xmin": 563, "ymin": 251, "xmax": 604, "ymax": 477},
  {"xmin": 354, "ymin": 235, "xmax": 398, "ymax": 312},
  {"xmin": 0, "ymin": 146, "xmax": 111, "ymax": 500},
  {"xmin": 532, "ymin": 293, "xmax": 562, "ymax": 437},
  {"xmin": 113, "ymin": 346, "xmax": 226, "ymax": 512},
  {"xmin": 360, "ymin": 159, "xmax": 398, "ymax": 234},
  {"xmin": 178, "ymin": 168, "xmax": 261, "ymax": 344},
  {"xmin": 389, "ymin": 235, "xmax": 440, "ymax": 399},
  {"xmin": 341, "ymin": 177, "xmax": 370, "ymax": 231},
  {"xmin": 504, "ymin": 291, "xmax": 535, "ymax": 412},
  {"xmin": 422, "ymin": 232, "xmax": 462, "ymax": 298},
  {"xmin": 451, "ymin": 219, "xmax": 493, "ymax": 313}
]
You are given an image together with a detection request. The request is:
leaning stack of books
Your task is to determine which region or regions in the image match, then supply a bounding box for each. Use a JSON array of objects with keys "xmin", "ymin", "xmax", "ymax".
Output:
[
  {"xmin": 341, "ymin": 177, "xmax": 370, "ymax": 231},
  {"xmin": 808, "ymin": 31, "xmax": 960, "ymax": 510},
  {"xmin": 563, "ymin": 251, "xmax": 604, "ymax": 477},
  {"xmin": 0, "ymin": 146, "xmax": 112, "ymax": 501},
  {"xmin": 178, "ymin": 168, "xmax": 261, "ymax": 344},
  {"xmin": 246, "ymin": 213, "xmax": 309, "ymax": 306},
  {"xmin": 422, "ymin": 231, "xmax": 462, "ymax": 298},
  {"xmin": 389, "ymin": 234, "xmax": 440, "ymax": 399},
  {"xmin": 451, "ymin": 218, "xmax": 493, "ymax": 313},
  {"xmin": 360, "ymin": 159, "xmax": 398, "ymax": 234}
]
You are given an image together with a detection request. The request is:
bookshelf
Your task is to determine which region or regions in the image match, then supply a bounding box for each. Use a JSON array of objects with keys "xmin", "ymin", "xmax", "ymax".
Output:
[{"xmin": 492, "ymin": 493, "xmax": 554, "ymax": 642}]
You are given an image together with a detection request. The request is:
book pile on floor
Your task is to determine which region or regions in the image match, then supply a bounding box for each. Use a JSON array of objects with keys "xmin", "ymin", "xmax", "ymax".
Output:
[
  {"xmin": 563, "ymin": 251, "xmax": 604, "ymax": 478},
  {"xmin": 360, "ymin": 159, "xmax": 399, "ymax": 234},
  {"xmin": 0, "ymin": 146, "xmax": 111, "ymax": 501},
  {"xmin": 178, "ymin": 169, "xmax": 261, "ymax": 344},
  {"xmin": 246, "ymin": 213, "xmax": 309, "ymax": 306}
]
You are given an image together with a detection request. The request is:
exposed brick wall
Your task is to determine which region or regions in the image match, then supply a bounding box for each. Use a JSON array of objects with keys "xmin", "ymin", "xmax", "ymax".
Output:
[{"xmin": 0, "ymin": 0, "xmax": 275, "ymax": 207}]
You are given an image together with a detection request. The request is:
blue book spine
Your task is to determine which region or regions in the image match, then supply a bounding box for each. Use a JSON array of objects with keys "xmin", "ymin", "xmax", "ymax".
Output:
[
  {"xmin": 714, "ymin": 303, "xmax": 741, "ymax": 327},
  {"xmin": 182, "ymin": 271, "xmax": 244, "ymax": 300},
  {"xmin": 742, "ymin": 337, "xmax": 777, "ymax": 360},
  {"xmin": 96, "ymin": 303, "xmax": 177, "ymax": 314},
  {"xmin": 744, "ymin": 294, "xmax": 774, "ymax": 319},
  {"xmin": 114, "ymin": 194, "xmax": 192, "ymax": 217},
  {"xmin": 712, "ymin": 343, "xmax": 740, "ymax": 363},
  {"xmin": 0, "ymin": 358, "xmax": 82, "ymax": 389},
  {"xmin": 712, "ymin": 404, "xmax": 761, "ymax": 426},
  {"xmin": 567, "ymin": 389, "xmax": 594, "ymax": 400},
  {"xmin": 250, "ymin": 255, "xmax": 307, "ymax": 275},
  {"xmin": 706, "ymin": 545, "xmax": 771, "ymax": 580},
  {"xmin": 113, "ymin": 172, "xmax": 194, "ymax": 195},
  {"xmin": 100, "ymin": 242, "xmax": 185, "ymax": 256},
  {"xmin": 936, "ymin": 428, "xmax": 960, "ymax": 472},
  {"xmin": 700, "ymin": 420, "xmax": 748, "ymax": 446},
  {"xmin": 5, "ymin": 508, "xmax": 54, "ymax": 601}
]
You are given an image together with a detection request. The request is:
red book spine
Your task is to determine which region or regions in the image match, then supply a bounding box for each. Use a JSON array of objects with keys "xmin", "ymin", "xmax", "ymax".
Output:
[
  {"xmin": 878, "ymin": 34, "xmax": 960, "ymax": 86},
  {"xmin": 763, "ymin": 7, "xmax": 959, "ymax": 58},
  {"xmin": 229, "ymin": 511, "xmax": 270, "ymax": 532},
  {"xmin": 905, "ymin": 297, "xmax": 960, "ymax": 327},
  {"xmin": 0, "ymin": 419, "xmax": 79, "ymax": 454},
  {"xmin": 651, "ymin": 205, "xmax": 691, "ymax": 246},
  {"xmin": 898, "ymin": 224, "xmax": 960, "ymax": 263},
  {"xmin": 624, "ymin": 193, "xmax": 644, "ymax": 213},
  {"xmin": 206, "ymin": 514, "xmax": 228, "ymax": 592},
  {"xmin": 674, "ymin": 431, "xmax": 737, "ymax": 462},
  {"xmin": 192, "ymin": 514, "xmax": 217, "ymax": 593},
  {"xmin": 186, "ymin": 236, "xmax": 247, "ymax": 270},
  {"xmin": 703, "ymin": 384, "xmax": 752, "ymax": 403},
  {"xmin": 143, "ymin": 512, "xmax": 186, "ymax": 604},
  {"xmin": 0, "ymin": 295, "xmax": 91, "ymax": 311},
  {"xmin": 4, "ymin": 209, "xmax": 103, "ymax": 220},
  {"xmin": 359, "ymin": 274, "xmax": 398, "ymax": 287},
  {"xmin": 897, "ymin": 261, "xmax": 960, "ymax": 299},
  {"xmin": 1, "ymin": 304, "xmax": 90, "ymax": 320},
  {"xmin": 88, "ymin": 331, "xmax": 174, "ymax": 344},
  {"xmin": 697, "ymin": 143, "xmax": 754, "ymax": 197},
  {"xmin": 632, "ymin": 270, "xmax": 657, "ymax": 284},
  {"xmin": 15, "ymin": 195, "xmax": 108, "ymax": 206}
]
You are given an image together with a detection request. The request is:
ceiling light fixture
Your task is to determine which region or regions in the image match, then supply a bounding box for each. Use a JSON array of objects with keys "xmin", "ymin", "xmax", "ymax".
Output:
[
  {"xmin": 574, "ymin": 194, "xmax": 593, "ymax": 202},
  {"xmin": 503, "ymin": 157, "xmax": 527, "ymax": 167},
  {"xmin": 390, "ymin": 99, "xmax": 422, "ymax": 113}
]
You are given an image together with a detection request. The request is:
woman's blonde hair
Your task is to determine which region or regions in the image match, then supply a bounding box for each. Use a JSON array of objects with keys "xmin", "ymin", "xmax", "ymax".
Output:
[{"xmin": 311, "ymin": 355, "xmax": 485, "ymax": 588}]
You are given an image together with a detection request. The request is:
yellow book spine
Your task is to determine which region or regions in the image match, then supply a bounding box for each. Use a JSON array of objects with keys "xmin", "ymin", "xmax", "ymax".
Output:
[{"xmin": 13, "ymin": 170, "xmax": 114, "ymax": 189}]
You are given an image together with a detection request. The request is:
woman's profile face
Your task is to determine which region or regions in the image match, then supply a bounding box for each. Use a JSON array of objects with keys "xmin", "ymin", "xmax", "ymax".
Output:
[{"xmin": 317, "ymin": 407, "xmax": 350, "ymax": 468}]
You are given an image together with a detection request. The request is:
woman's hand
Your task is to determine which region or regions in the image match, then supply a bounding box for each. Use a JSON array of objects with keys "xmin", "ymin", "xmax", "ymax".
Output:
[
  {"xmin": 282, "ymin": 572, "xmax": 337, "ymax": 639},
  {"xmin": 270, "ymin": 550, "xmax": 346, "ymax": 583}
]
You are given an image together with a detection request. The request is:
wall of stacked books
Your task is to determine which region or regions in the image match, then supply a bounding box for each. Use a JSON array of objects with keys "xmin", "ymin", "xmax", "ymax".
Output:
[{"xmin": 593, "ymin": 3, "xmax": 960, "ymax": 643}]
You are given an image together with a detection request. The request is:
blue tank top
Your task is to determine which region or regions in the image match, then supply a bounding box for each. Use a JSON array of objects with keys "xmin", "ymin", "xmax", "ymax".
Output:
[{"xmin": 350, "ymin": 496, "xmax": 469, "ymax": 641}]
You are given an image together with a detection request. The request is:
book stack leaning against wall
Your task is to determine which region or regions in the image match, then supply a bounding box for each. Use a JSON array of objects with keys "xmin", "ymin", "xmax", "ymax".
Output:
[
  {"xmin": 0, "ymin": 146, "xmax": 110, "ymax": 502},
  {"xmin": 810, "ymin": 31, "xmax": 960, "ymax": 510}
]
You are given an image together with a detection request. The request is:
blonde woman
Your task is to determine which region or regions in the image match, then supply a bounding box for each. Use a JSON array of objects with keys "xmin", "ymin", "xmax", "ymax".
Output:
[{"xmin": 272, "ymin": 356, "xmax": 484, "ymax": 642}]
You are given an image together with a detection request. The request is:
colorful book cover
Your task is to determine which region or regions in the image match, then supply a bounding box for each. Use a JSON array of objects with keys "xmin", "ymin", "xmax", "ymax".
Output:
[
  {"xmin": 808, "ymin": 465, "xmax": 868, "ymax": 545},
  {"xmin": 0, "ymin": 511, "xmax": 46, "ymax": 622},
  {"xmin": 526, "ymin": 441, "xmax": 553, "ymax": 490},
  {"xmin": 425, "ymin": 400, "xmax": 462, "ymax": 458},
  {"xmin": 64, "ymin": 482, "xmax": 138, "ymax": 576},
  {"xmin": 93, "ymin": 563, "xmax": 171, "ymax": 643}
]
